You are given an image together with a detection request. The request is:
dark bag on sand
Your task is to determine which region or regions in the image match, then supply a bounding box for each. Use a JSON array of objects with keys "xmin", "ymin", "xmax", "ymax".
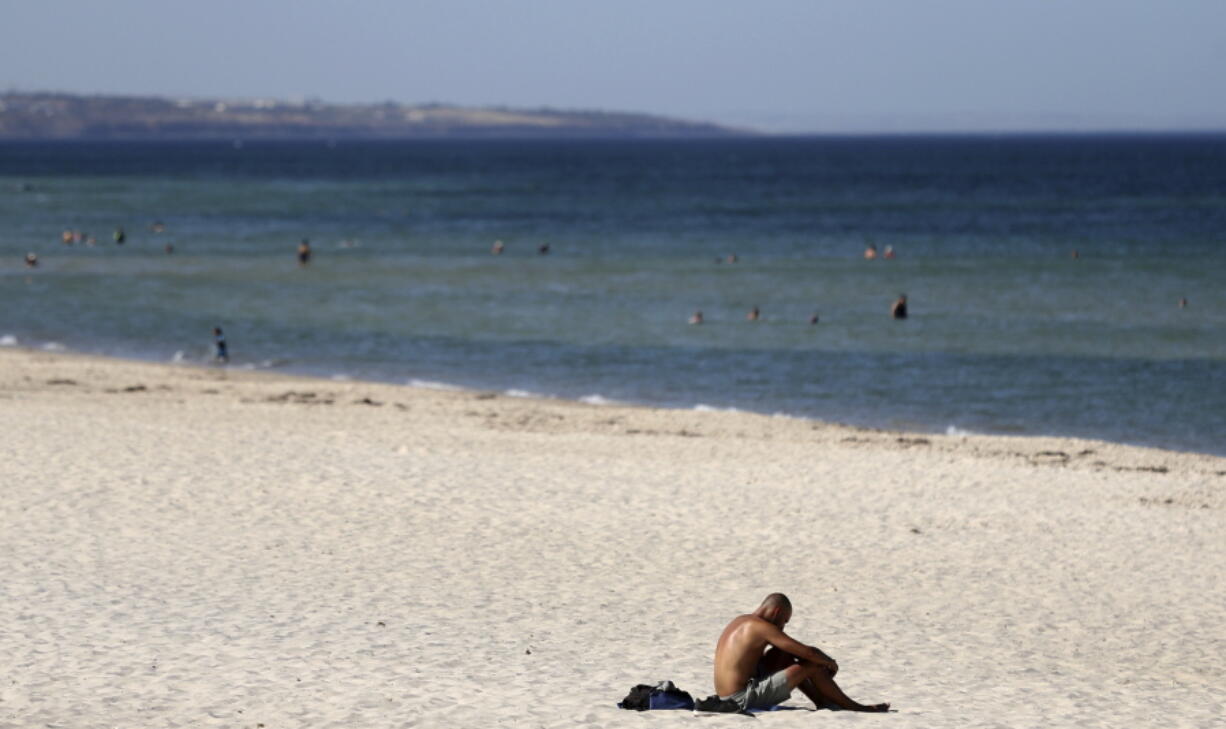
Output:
[{"xmin": 617, "ymin": 680, "xmax": 695, "ymax": 711}]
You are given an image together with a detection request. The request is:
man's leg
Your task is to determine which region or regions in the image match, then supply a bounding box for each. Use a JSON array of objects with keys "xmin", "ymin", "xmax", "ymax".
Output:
[
  {"xmin": 762, "ymin": 649, "xmax": 888, "ymax": 713},
  {"xmin": 758, "ymin": 646, "xmax": 800, "ymax": 674},
  {"xmin": 792, "ymin": 663, "xmax": 889, "ymax": 712}
]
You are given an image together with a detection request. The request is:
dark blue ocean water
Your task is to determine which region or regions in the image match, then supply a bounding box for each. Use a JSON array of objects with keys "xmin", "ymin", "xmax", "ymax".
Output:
[{"xmin": 2, "ymin": 137, "xmax": 1224, "ymax": 454}]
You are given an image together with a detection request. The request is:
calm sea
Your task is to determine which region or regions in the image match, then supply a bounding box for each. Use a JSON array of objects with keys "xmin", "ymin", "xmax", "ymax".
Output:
[{"xmin": 2, "ymin": 137, "xmax": 1224, "ymax": 455}]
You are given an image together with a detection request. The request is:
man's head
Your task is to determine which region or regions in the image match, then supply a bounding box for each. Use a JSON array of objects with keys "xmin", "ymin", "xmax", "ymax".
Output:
[{"xmin": 755, "ymin": 592, "xmax": 792, "ymax": 628}]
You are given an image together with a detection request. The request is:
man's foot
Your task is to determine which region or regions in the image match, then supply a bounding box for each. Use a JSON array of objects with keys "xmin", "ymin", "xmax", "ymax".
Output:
[
  {"xmin": 856, "ymin": 702, "xmax": 889, "ymax": 712},
  {"xmin": 815, "ymin": 701, "xmax": 890, "ymax": 712}
]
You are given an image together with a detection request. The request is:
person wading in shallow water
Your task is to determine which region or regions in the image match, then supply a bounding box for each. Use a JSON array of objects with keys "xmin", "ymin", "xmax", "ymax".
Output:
[
  {"xmin": 713, "ymin": 593, "xmax": 890, "ymax": 713},
  {"xmin": 212, "ymin": 327, "xmax": 229, "ymax": 364}
]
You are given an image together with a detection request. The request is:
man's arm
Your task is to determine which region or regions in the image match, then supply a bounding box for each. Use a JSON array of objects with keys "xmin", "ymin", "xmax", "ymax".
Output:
[
  {"xmin": 757, "ymin": 622, "xmax": 838, "ymax": 671},
  {"xmin": 806, "ymin": 644, "xmax": 838, "ymax": 672}
]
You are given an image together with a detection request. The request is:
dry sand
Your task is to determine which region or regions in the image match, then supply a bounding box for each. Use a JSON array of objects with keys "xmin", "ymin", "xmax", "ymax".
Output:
[{"xmin": 1, "ymin": 347, "xmax": 1223, "ymax": 728}]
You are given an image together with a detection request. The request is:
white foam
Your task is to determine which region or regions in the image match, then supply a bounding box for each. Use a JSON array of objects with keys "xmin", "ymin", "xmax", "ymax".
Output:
[
  {"xmin": 330, "ymin": 374, "xmax": 353, "ymax": 382},
  {"xmin": 945, "ymin": 425, "xmax": 975, "ymax": 437},
  {"xmin": 579, "ymin": 394, "xmax": 617, "ymax": 406},
  {"xmin": 408, "ymin": 379, "xmax": 462, "ymax": 391},
  {"xmin": 0, "ymin": 334, "xmax": 16, "ymax": 347},
  {"xmin": 171, "ymin": 350, "xmax": 188, "ymax": 363},
  {"xmin": 693, "ymin": 403, "xmax": 741, "ymax": 413},
  {"xmin": 42, "ymin": 342, "xmax": 65, "ymax": 351},
  {"xmin": 505, "ymin": 389, "xmax": 539, "ymax": 399}
]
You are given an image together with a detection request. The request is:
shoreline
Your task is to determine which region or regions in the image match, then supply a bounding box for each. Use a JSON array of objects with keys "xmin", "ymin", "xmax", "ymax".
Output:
[
  {"xmin": 5, "ymin": 343, "xmax": 1221, "ymax": 519},
  {"xmin": 2, "ymin": 344, "xmax": 1224, "ymax": 507},
  {"xmin": 3, "ymin": 345, "xmax": 1223, "ymax": 727},
  {"xmin": 4, "ymin": 340, "xmax": 1222, "ymax": 462}
]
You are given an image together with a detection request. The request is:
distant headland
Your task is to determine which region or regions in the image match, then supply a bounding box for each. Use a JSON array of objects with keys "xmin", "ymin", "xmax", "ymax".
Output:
[{"xmin": 0, "ymin": 92, "xmax": 749, "ymax": 140}]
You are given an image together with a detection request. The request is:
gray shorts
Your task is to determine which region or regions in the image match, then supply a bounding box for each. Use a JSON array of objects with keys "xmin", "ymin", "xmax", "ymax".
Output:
[{"xmin": 720, "ymin": 667, "xmax": 793, "ymax": 711}]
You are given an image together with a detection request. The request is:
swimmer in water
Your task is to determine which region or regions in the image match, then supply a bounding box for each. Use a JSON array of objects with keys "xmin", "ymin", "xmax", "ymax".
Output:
[
  {"xmin": 538, "ymin": 243, "xmax": 550, "ymax": 255},
  {"xmin": 808, "ymin": 312, "xmax": 819, "ymax": 325},
  {"xmin": 864, "ymin": 244, "xmax": 878, "ymax": 260},
  {"xmin": 24, "ymin": 252, "xmax": 38, "ymax": 268},
  {"xmin": 891, "ymin": 294, "xmax": 908, "ymax": 319},
  {"xmin": 114, "ymin": 227, "xmax": 126, "ymax": 245},
  {"xmin": 883, "ymin": 245, "xmax": 895, "ymax": 259},
  {"xmin": 297, "ymin": 239, "xmax": 312, "ymax": 266},
  {"xmin": 689, "ymin": 310, "xmax": 704, "ymax": 325},
  {"xmin": 491, "ymin": 240, "xmax": 505, "ymax": 255},
  {"xmin": 747, "ymin": 306, "xmax": 760, "ymax": 321}
]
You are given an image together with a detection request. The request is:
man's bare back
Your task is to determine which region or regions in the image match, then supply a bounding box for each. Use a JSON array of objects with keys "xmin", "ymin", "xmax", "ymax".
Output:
[
  {"xmin": 711, "ymin": 593, "xmax": 889, "ymax": 712},
  {"xmin": 715, "ymin": 614, "xmax": 806, "ymax": 695}
]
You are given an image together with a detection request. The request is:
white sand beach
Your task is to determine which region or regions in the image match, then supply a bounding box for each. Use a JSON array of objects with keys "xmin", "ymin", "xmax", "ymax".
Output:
[{"xmin": 1, "ymin": 347, "xmax": 1222, "ymax": 728}]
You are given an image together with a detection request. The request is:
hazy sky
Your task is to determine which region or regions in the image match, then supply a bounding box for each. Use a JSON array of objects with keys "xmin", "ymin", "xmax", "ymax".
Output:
[{"xmin": 4, "ymin": 0, "xmax": 1225, "ymax": 132}]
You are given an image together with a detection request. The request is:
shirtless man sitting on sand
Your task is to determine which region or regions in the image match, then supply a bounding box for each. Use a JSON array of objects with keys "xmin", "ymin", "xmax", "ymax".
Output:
[{"xmin": 713, "ymin": 593, "xmax": 889, "ymax": 712}]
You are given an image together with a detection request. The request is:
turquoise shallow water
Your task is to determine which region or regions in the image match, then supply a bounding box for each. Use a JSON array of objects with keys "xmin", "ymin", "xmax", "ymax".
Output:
[{"xmin": 2, "ymin": 137, "xmax": 1224, "ymax": 454}]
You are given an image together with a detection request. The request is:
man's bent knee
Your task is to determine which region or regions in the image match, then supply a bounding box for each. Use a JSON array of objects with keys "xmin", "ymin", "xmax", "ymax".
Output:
[
  {"xmin": 760, "ymin": 648, "xmax": 799, "ymax": 673},
  {"xmin": 799, "ymin": 659, "xmax": 837, "ymax": 678},
  {"xmin": 781, "ymin": 663, "xmax": 813, "ymax": 691}
]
